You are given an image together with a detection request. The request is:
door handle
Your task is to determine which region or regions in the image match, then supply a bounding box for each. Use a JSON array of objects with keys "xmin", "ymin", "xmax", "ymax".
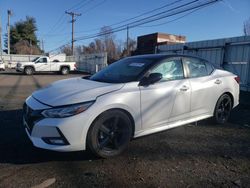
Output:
[
  {"xmin": 180, "ymin": 85, "xmax": 189, "ymax": 91},
  {"xmin": 214, "ymin": 79, "xmax": 222, "ymax": 84}
]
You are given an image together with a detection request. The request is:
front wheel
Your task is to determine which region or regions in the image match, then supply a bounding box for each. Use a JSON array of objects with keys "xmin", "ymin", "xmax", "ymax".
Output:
[
  {"xmin": 214, "ymin": 94, "xmax": 232, "ymax": 124},
  {"xmin": 87, "ymin": 110, "xmax": 133, "ymax": 158},
  {"xmin": 24, "ymin": 67, "xmax": 34, "ymax": 75}
]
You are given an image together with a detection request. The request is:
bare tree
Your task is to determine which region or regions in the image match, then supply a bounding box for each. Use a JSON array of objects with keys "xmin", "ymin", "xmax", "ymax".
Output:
[
  {"xmin": 75, "ymin": 46, "xmax": 83, "ymax": 55},
  {"xmin": 60, "ymin": 45, "xmax": 72, "ymax": 56},
  {"xmin": 95, "ymin": 39, "xmax": 105, "ymax": 53},
  {"xmin": 75, "ymin": 26, "xmax": 137, "ymax": 62},
  {"xmin": 121, "ymin": 38, "xmax": 137, "ymax": 58},
  {"xmin": 13, "ymin": 40, "xmax": 41, "ymax": 55},
  {"xmin": 243, "ymin": 17, "xmax": 250, "ymax": 36},
  {"xmin": 82, "ymin": 42, "xmax": 96, "ymax": 54},
  {"xmin": 99, "ymin": 26, "xmax": 120, "ymax": 63}
]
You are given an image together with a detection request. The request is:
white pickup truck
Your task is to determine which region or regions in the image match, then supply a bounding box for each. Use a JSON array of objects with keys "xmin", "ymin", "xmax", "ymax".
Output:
[{"xmin": 16, "ymin": 56, "xmax": 77, "ymax": 75}]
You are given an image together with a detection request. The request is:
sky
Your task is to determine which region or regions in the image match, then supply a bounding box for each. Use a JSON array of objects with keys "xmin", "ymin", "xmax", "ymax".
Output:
[{"xmin": 0, "ymin": 0, "xmax": 250, "ymax": 52}]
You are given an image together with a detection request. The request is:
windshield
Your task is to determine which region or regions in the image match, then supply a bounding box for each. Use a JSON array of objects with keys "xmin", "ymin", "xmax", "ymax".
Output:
[
  {"xmin": 32, "ymin": 57, "xmax": 40, "ymax": 62},
  {"xmin": 90, "ymin": 57, "xmax": 156, "ymax": 83}
]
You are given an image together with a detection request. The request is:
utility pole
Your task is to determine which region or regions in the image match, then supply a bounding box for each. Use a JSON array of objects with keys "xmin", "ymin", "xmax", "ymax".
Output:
[
  {"xmin": 41, "ymin": 39, "xmax": 44, "ymax": 54},
  {"xmin": 126, "ymin": 26, "xmax": 130, "ymax": 56},
  {"xmin": 7, "ymin": 10, "xmax": 12, "ymax": 55},
  {"xmin": 65, "ymin": 11, "xmax": 81, "ymax": 56}
]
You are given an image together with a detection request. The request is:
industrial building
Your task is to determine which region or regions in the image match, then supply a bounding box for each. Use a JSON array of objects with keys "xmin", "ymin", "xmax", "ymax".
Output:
[
  {"xmin": 157, "ymin": 35, "xmax": 250, "ymax": 91},
  {"xmin": 136, "ymin": 32, "xmax": 186, "ymax": 55}
]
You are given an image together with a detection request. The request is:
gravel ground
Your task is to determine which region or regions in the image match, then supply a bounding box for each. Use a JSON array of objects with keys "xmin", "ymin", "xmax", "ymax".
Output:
[{"xmin": 0, "ymin": 69, "xmax": 249, "ymax": 188}]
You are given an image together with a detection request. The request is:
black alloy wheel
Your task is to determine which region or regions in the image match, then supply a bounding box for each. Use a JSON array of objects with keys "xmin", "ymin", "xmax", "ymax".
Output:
[
  {"xmin": 214, "ymin": 94, "xmax": 232, "ymax": 124},
  {"xmin": 87, "ymin": 110, "xmax": 132, "ymax": 158}
]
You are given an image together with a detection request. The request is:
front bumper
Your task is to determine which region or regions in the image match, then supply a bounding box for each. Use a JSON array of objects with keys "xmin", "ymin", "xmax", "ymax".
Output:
[
  {"xmin": 23, "ymin": 96, "xmax": 91, "ymax": 152},
  {"xmin": 16, "ymin": 66, "xmax": 24, "ymax": 72}
]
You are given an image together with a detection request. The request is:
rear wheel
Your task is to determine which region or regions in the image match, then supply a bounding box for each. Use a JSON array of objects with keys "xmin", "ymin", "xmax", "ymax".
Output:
[
  {"xmin": 24, "ymin": 67, "xmax": 34, "ymax": 75},
  {"xmin": 214, "ymin": 94, "xmax": 232, "ymax": 124},
  {"xmin": 87, "ymin": 110, "xmax": 132, "ymax": 158},
  {"xmin": 61, "ymin": 67, "xmax": 69, "ymax": 75}
]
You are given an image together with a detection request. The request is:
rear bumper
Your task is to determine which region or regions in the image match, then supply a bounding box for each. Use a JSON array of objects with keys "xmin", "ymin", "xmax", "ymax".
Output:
[{"xmin": 233, "ymin": 83, "xmax": 240, "ymax": 108}]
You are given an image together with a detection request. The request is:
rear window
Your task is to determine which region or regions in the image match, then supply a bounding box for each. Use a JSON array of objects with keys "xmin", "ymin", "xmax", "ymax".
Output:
[
  {"xmin": 183, "ymin": 57, "xmax": 214, "ymax": 78},
  {"xmin": 183, "ymin": 58, "xmax": 207, "ymax": 78},
  {"xmin": 205, "ymin": 62, "xmax": 214, "ymax": 74}
]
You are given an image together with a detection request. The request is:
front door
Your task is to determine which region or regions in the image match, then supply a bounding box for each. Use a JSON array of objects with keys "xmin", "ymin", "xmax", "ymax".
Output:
[
  {"xmin": 140, "ymin": 58, "xmax": 191, "ymax": 130},
  {"xmin": 35, "ymin": 57, "xmax": 50, "ymax": 71}
]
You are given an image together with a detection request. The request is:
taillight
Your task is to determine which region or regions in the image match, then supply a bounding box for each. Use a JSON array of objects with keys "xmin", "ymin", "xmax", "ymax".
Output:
[
  {"xmin": 234, "ymin": 76, "xmax": 240, "ymax": 84},
  {"xmin": 74, "ymin": 63, "xmax": 77, "ymax": 69}
]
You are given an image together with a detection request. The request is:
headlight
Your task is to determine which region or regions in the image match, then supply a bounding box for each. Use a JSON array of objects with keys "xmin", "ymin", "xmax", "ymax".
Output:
[{"xmin": 41, "ymin": 101, "xmax": 94, "ymax": 118}]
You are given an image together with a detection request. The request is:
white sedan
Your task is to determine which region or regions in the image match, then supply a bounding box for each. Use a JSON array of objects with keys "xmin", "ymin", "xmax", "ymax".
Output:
[{"xmin": 23, "ymin": 54, "xmax": 239, "ymax": 158}]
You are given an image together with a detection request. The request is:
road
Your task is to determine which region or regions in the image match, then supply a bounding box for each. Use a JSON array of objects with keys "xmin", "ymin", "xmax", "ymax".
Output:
[{"xmin": 0, "ymin": 70, "xmax": 250, "ymax": 188}]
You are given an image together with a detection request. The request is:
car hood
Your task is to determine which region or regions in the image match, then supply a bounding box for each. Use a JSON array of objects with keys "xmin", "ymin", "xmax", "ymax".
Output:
[{"xmin": 32, "ymin": 77, "xmax": 124, "ymax": 106}]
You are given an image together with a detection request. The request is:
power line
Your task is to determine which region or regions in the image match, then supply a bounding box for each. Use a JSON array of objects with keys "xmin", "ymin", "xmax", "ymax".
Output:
[
  {"xmin": 73, "ymin": 0, "xmax": 186, "ymax": 34},
  {"xmin": 43, "ymin": 14, "xmax": 66, "ymax": 36},
  {"xmin": 43, "ymin": 0, "xmax": 186, "ymax": 37},
  {"xmin": 75, "ymin": 0, "xmax": 202, "ymax": 40},
  {"xmin": 41, "ymin": 0, "xmax": 184, "ymax": 38},
  {"xmin": 73, "ymin": 0, "xmax": 220, "ymax": 42},
  {"xmin": 67, "ymin": 0, "xmax": 90, "ymax": 11},
  {"xmin": 49, "ymin": 0, "xmax": 221, "ymax": 53},
  {"xmin": 71, "ymin": 0, "xmax": 95, "ymax": 12},
  {"xmin": 138, "ymin": 4, "xmax": 208, "ymax": 28},
  {"xmin": 81, "ymin": 0, "xmax": 107, "ymax": 14},
  {"xmin": 41, "ymin": 0, "xmax": 90, "ymax": 37}
]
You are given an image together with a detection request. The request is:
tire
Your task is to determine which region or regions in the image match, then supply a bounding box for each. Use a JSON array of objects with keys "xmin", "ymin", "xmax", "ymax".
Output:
[
  {"xmin": 61, "ymin": 67, "xmax": 69, "ymax": 75},
  {"xmin": 87, "ymin": 110, "xmax": 133, "ymax": 158},
  {"xmin": 214, "ymin": 94, "xmax": 232, "ymax": 124},
  {"xmin": 24, "ymin": 67, "xmax": 34, "ymax": 75}
]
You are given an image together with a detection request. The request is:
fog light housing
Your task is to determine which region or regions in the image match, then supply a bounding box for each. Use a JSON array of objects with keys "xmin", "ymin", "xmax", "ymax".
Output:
[
  {"xmin": 42, "ymin": 128, "xmax": 69, "ymax": 145},
  {"xmin": 42, "ymin": 137, "xmax": 68, "ymax": 145}
]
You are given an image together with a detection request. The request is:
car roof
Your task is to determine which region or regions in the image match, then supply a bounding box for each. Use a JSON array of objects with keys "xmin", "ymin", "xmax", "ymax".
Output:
[{"xmin": 129, "ymin": 53, "xmax": 208, "ymax": 62}]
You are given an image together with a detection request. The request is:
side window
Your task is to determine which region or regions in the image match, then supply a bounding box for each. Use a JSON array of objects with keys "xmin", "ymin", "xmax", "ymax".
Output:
[
  {"xmin": 37, "ymin": 58, "xmax": 47, "ymax": 63},
  {"xmin": 43, "ymin": 58, "xmax": 47, "ymax": 63},
  {"xmin": 151, "ymin": 59, "xmax": 184, "ymax": 81},
  {"xmin": 184, "ymin": 58, "xmax": 207, "ymax": 78}
]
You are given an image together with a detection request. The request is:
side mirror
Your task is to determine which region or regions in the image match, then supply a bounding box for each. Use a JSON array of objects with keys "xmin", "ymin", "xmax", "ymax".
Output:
[{"xmin": 139, "ymin": 73, "xmax": 162, "ymax": 86}]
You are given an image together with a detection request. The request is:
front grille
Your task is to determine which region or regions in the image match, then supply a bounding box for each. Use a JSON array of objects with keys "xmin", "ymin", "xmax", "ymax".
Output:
[{"xmin": 23, "ymin": 103, "xmax": 44, "ymax": 134}]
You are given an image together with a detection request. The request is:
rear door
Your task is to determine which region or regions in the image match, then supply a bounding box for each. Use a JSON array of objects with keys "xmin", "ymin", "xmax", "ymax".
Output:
[
  {"xmin": 140, "ymin": 57, "xmax": 191, "ymax": 130},
  {"xmin": 182, "ymin": 57, "xmax": 220, "ymax": 117}
]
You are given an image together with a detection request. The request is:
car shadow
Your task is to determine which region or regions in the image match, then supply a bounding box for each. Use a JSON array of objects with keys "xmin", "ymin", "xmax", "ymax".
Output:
[
  {"xmin": 0, "ymin": 109, "xmax": 98, "ymax": 164},
  {"xmin": 0, "ymin": 98, "xmax": 249, "ymax": 165}
]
